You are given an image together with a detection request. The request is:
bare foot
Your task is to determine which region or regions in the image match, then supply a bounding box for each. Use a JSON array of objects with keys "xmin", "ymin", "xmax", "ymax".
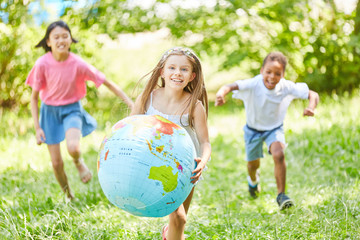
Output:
[
  {"xmin": 63, "ymin": 185, "xmax": 75, "ymax": 203},
  {"xmin": 75, "ymin": 158, "xmax": 92, "ymax": 183}
]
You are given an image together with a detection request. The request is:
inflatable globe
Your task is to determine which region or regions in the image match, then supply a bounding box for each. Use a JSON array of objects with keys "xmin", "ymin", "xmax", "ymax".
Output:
[{"xmin": 97, "ymin": 114, "xmax": 196, "ymax": 217}]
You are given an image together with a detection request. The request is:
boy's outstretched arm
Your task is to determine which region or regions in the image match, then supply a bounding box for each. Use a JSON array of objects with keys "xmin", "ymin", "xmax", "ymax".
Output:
[
  {"xmin": 103, "ymin": 79, "xmax": 134, "ymax": 110},
  {"xmin": 215, "ymin": 83, "xmax": 239, "ymax": 106},
  {"xmin": 303, "ymin": 90, "xmax": 319, "ymax": 116}
]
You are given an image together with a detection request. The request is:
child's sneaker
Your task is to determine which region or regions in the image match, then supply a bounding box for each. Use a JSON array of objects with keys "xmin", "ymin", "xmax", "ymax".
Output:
[
  {"xmin": 276, "ymin": 192, "xmax": 294, "ymax": 210},
  {"xmin": 247, "ymin": 171, "xmax": 260, "ymax": 198},
  {"xmin": 248, "ymin": 184, "xmax": 260, "ymax": 198}
]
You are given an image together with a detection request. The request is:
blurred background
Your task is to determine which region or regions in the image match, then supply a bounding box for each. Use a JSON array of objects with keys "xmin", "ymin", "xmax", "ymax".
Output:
[
  {"xmin": 1, "ymin": 0, "xmax": 360, "ymax": 134},
  {"xmin": 1, "ymin": 3, "xmax": 360, "ymax": 239}
]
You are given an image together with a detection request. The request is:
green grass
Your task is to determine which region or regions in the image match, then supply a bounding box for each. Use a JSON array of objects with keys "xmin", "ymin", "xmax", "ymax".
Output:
[{"xmin": 1, "ymin": 93, "xmax": 360, "ymax": 239}]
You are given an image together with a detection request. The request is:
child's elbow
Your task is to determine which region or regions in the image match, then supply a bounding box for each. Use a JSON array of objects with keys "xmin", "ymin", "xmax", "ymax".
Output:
[{"xmin": 309, "ymin": 90, "xmax": 319, "ymax": 102}]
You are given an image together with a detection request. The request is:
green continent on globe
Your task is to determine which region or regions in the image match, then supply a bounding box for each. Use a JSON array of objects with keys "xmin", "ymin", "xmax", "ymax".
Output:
[{"xmin": 149, "ymin": 166, "xmax": 178, "ymax": 192}]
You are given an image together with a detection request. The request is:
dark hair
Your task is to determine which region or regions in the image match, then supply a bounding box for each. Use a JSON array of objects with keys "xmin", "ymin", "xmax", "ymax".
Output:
[
  {"xmin": 35, "ymin": 20, "xmax": 78, "ymax": 52},
  {"xmin": 262, "ymin": 52, "xmax": 287, "ymax": 72}
]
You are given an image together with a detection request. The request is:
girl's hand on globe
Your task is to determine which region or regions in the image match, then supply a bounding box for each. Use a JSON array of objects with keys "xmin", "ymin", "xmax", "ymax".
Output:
[
  {"xmin": 191, "ymin": 158, "xmax": 205, "ymax": 184},
  {"xmin": 35, "ymin": 128, "xmax": 46, "ymax": 145}
]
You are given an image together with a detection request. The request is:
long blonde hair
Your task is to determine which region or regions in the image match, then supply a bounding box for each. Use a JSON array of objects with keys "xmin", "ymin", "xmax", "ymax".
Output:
[{"xmin": 138, "ymin": 47, "xmax": 208, "ymax": 128}]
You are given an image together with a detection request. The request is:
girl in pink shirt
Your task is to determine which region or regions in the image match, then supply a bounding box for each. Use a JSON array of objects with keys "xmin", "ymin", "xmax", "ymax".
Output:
[{"xmin": 26, "ymin": 20, "xmax": 134, "ymax": 201}]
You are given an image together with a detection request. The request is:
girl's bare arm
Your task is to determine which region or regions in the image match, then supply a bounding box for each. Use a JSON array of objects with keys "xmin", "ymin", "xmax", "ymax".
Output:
[
  {"xmin": 103, "ymin": 79, "xmax": 134, "ymax": 110},
  {"xmin": 191, "ymin": 102, "xmax": 211, "ymax": 183},
  {"xmin": 30, "ymin": 90, "xmax": 45, "ymax": 144}
]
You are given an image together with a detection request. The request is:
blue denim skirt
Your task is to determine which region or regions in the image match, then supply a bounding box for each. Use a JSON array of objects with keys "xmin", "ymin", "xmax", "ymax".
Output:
[{"xmin": 40, "ymin": 101, "xmax": 97, "ymax": 145}]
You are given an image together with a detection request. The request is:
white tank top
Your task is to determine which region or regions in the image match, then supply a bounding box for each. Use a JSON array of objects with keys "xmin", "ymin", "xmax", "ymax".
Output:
[{"xmin": 145, "ymin": 92, "xmax": 201, "ymax": 157}]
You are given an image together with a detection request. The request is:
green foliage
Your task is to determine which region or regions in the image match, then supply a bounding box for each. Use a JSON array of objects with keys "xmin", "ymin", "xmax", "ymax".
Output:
[
  {"xmin": 0, "ymin": 1, "xmax": 38, "ymax": 109},
  {"xmin": 64, "ymin": 0, "xmax": 360, "ymax": 93},
  {"xmin": 1, "ymin": 94, "xmax": 360, "ymax": 239},
  {"xmin": 161, "ymin": 0, "xmax": 360, "ymax": 93},
  {"xmin": 62, "ymin": 0, "xmax": 166, "ymax": 38},
  {"xmin": 1, "ymin": 0, "xmax": 360, "ymax": 111}
]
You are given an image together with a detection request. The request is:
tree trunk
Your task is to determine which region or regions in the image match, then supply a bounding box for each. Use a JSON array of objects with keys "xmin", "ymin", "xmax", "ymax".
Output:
[{"xmin": 355, "ymin": 0, "xmax": 360, "ymax": 34}]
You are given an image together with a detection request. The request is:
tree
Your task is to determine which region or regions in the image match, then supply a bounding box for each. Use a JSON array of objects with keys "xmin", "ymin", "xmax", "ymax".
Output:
[
  {"xmin": 68, "ymin": 0, "xmax": 360, "ymax": 93},
  {"xmin": 162, "ymin": 0, "xmax": 360, "ymax": 93},
  {"xmin": 0, "ymin": 0, "xmax": 37, "ymax": 109},
  {"xmin": 2, "ymin": 0, "xmax": 360, "ymax": 110}
]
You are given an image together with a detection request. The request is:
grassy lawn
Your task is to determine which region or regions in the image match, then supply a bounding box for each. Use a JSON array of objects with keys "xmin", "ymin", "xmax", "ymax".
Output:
[{"xmin": 0, "ymin": 93, "xmax": 359, "ymax": 239}]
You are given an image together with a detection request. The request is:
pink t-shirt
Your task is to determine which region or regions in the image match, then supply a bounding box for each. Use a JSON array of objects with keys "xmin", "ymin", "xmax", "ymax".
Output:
[{"xmin": 26, "ymin": 52, "xmax": 106, "ymax": 106}]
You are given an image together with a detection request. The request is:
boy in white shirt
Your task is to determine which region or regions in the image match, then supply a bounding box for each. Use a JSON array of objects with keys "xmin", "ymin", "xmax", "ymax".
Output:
[{"xmin": 215, "ymin": 52, "xmax": 319, "ymax": 210}]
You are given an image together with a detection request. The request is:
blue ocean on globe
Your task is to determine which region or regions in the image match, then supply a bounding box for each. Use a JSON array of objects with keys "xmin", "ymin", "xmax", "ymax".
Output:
[{"xmin": 97, "ymin": 114, "xmax": 196, "ymax": 217}]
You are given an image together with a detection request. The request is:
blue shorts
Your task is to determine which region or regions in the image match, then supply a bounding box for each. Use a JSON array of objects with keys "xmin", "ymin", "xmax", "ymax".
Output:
[
  {"xmin": 40, "ymin": 101, "xmax": 97, "ymax": 145},
  {"xmin": 243, "ymin": 124, "xmax": 286, "ymax": 161}
]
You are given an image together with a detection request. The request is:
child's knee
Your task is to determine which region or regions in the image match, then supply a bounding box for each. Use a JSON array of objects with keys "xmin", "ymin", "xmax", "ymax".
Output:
[
  {"xmin": 67, "ymin": 142, "xmax": 80, "ymax": 156},
  {"xmin": 170, "ymin": 209, "xmax": 187, "ymax": 227},
  {"xmin": 247, "ymin": 159, "xmax": 260, "ymax": 169},
  {"xmin": 272, "ymin": 149, "xmax": 285, "ymax": 162},
  {"xmin": 51, "ymin": 159, "xmax": 64, "ymax": 171}
]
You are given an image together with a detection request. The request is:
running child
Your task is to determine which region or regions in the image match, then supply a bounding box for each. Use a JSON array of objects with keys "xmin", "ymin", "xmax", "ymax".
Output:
[
  {"xmin": 26, "ymin": 20, "xmax": 134, "ymax": 201},
  {"xmin": 215, "ymin": 52, "xmax": 319, "ymax": 210},
  {"xmin": 131, "ymin": 47, "xmax": 211, "ymax": 240}
]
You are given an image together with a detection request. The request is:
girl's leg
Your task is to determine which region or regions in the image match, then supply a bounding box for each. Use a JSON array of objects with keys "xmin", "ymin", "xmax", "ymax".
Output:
[
  {"xmin": 270, "ymin": 141, "xmax": 286, "ymax": 194},
  {"xmin": 47, "ymin": 144, "xmax": 74, "ymax": 199},
  {"xmin": 183, "ymin": 187, "xmax": 195, "ymax": 214},
  {"xmin": 65, "ymin": 128, "xmax": 92, "ymax": 183},
  {"xmin": 166, "ymin": 188, "xmax": 195, "ymax": 240}
]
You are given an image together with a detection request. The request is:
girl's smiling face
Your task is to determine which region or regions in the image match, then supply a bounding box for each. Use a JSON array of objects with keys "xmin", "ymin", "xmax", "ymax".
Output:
[
  {"xmin": 46, "ymin": 26, "xmax": 72, "ymax": 57},
  {"xmin": 260, "ymin": 60, "xmax": 284, "ymax": 90},
  {"xmin": 161, "ymin": 55, "xmax": 196, "ymax": 89}
]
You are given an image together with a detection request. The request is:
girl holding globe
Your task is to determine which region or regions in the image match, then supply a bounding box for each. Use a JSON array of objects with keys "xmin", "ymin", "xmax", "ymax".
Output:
[
  {"xmin": 26, "ymin": 20, "xmax": 134, "ymax": 201},
  {"xmin": 131, "ymin": 47, "xmax": 211, "ymax": 240}
]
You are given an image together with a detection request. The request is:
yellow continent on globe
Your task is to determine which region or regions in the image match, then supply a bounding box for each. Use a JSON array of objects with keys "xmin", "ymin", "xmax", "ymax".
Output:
[{"xmin": 148, "ymin": 165, "xmax": 178, "ymax": 193}]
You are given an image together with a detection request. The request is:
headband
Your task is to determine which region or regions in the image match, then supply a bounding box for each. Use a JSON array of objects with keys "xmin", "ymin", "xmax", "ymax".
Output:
[{"xmin": 161, "ymin": 47, "xmax": 196, "ymax": 62}]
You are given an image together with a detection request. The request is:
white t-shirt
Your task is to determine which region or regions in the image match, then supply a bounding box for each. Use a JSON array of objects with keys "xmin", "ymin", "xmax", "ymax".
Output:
[{"xmin": 232, "ymin": 74, "xmax": 309, "ymax": 131}]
